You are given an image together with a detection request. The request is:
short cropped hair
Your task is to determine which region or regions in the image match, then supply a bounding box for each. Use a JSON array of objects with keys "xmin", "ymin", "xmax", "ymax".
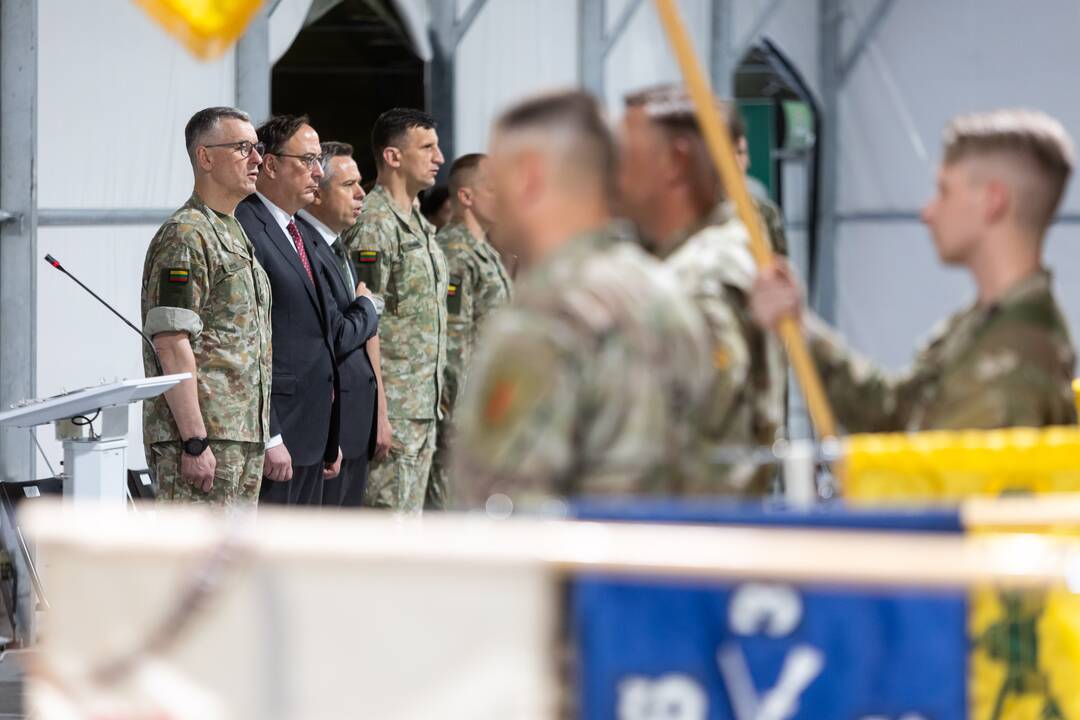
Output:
[
  {"xmin": 448, "ymin": 153, "xmax": 486, "ymax": 197},
  {"xmin": 319, "ymin": 141, "xmax": 355, "ymax": 185},
  {"xmin": 371, "ymin": 108, "xmax": 437, "ymax": 168},
  {"xmin": 943, "ymin": 109, "xmax": 1075, "ymax": 232},
  {"xmin": 184, "ymin": 106, "xmax": 250, "ymax": 163},
  {"xmin": 256, "ymin": 114, "xmax": 311, "ymax": 156},
  {"xmin": 495, "ymin": 90, "xmax": 617, "ymax": 197}
]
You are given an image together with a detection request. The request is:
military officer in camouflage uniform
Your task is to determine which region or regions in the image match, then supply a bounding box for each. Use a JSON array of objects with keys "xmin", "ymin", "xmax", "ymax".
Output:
[
  {"xmin": 141, "ymin": 107, "xmax": 273, "ymax": 506},
  {"xmin": 452, "ymin": 91, "xmax": 712, "ymax": 511},
  {"xmin": 426, "ymin": 153, "xmax": 513, "ymax": 509},
  {"xmin": 340, "ymin": 108, "xmax": 447, "ymax": 513},
  {"xmin": 619, "ymin": 86, "xmax": 786, "ymax": 495},
  {"xmin": 752, "ymin": 109, "xmax": 1077, "ymax": 431}
]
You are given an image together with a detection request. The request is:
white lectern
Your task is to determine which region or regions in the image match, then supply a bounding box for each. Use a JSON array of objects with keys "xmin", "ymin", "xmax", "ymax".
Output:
[{"xmin": 0, "ymin": 374, "xmax": 189, "ymax": 506}]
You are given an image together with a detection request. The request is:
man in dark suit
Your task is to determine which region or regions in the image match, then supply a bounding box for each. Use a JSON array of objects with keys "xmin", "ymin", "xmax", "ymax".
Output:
[
  {"xmin": 236, "ymin": 115, "xmax": 379, "ymax": 505},
  {"xmin": 297, "ymin": 141, "xmax": 380, "ymax": 506}
]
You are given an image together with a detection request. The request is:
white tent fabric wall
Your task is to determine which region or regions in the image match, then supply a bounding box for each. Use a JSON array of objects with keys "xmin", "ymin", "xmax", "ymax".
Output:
[
  {"xmin": 834, "ymin": 0, "xmax": 1080, "ymax": 370},
  {"xmin": 451, "ymin": 0, "xmax": 819, "ymax": 168},
  {"xmin": 452, "ymin": 0, "xmax": 581, "ymax": 156},
  {"xmin": 35, "ymin": 0, "xmax": 237, "ymax": 472}
]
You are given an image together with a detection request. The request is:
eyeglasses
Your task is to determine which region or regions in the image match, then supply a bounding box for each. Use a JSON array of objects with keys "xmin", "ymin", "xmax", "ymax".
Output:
[
  {"xmin": 202, "ymin": 140, "xmax": 265, "ymax": 158},
  {"xmin": 270, "ymin": 152, "xmax": 324, "ymax": 170}
]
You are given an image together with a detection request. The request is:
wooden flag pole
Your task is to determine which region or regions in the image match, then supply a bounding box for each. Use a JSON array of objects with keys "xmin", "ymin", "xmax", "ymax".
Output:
[{"xmin": 653, "ymin": 0, "xmax": 838, "ymax": 440}]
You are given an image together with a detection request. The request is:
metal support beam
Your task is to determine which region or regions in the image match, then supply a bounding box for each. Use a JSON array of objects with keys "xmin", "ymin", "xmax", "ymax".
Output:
[
  {"xmin": 813, "ymin": 0, "xmax": 842, "ymax": 323},
  {"xmin": 604, "ymin": 0, "xmax": 646, "ymax": 55},
  {"xmin": 579, "ymin": 0, "xmax": 605, "ymax": 95},
  {"xmin": 427, "ymin": 0, "xmax": 490, "ymax": 173},
  {"xmin": 37, "ymin": 208, "xmax": 174, "ymax": 227},
  {"xmin": 839, "ymin": 0, "xmax": 895, "ymax": 84},
  {"xmin": 236, "ymin": 5, "xmax": 272, "ymax": 122},
  {"xmin": 428, "ymin": 0, "xmax": 456, "ymax": 173},
  {"xmin": 1, "ymin": 0, "xmax": 38, "ymax": 644},
  {"xmin": 710, "ymin": 0, "xmax": 735, "ymax": 98},
  {"xmin": 733, "ymin": 0, "xmax": 786, "ymax": 64}
]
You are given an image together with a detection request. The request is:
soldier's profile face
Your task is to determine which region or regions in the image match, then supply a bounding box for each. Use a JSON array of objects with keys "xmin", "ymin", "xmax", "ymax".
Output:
[
  {"xmin": 208, "ymin": 118, "xmax": 261, "ymax": 197},
  {"xmin": 617, "ymin": 108, "xmax": 668, "ymax": 236},
  {"xmin": 487, "ymin": 134, "xmax": 530, "ymax": 258},
  {"xmin": 923, "ymin": 160, "xmax": 983, "ymax": 265},
  {"xmin": 470, "ymin": 159, "xmax": 498, "ymax": 228},
  {"xmin": 399, "ymin": 126, "xmax": 444, "ymax": 191}
]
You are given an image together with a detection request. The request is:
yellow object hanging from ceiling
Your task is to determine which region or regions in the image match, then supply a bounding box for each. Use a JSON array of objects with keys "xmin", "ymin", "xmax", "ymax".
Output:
[{"xmin": 133, "ymin": 0, "xmax": 264, "ymax": 60}]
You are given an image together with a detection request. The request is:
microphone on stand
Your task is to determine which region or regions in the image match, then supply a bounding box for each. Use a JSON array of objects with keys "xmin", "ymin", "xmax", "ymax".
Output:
[{"xmin": 43, "ymin": 254, "xmax": 164, "ymax": 376}]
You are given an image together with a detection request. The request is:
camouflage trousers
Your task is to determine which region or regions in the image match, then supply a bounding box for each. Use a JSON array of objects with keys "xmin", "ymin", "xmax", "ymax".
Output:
[
  {"xmin": 363, "ymin": 419, "xmax": 437, "ymax": 514},
  {"xmin": 426, "ymin": 412, "xmax": 453, "ymax": 511},
  {"xmin": 149, "ymin": 440, "xmax": 263, "ymax": 508}
]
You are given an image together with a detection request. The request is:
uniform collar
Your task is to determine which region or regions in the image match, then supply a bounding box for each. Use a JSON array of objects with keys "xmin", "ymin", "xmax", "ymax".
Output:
[{"xmin": 370, "ymin": 183, "xmax": 429, "ymax": 235}]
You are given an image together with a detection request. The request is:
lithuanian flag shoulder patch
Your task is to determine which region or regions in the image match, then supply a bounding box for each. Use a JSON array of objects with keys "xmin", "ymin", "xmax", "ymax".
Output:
[
  {"xmin": 166, "ymin": 268, "xmax": 190, "ymax": 284},
  {"xmin": 356, "ymin": 250, "xmax": 378, "ymax": 264}
]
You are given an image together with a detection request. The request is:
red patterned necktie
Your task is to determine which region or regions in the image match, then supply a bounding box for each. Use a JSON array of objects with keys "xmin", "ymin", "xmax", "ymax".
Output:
[{"xmin": 286, "ymin": 219, "xmax": 315, "ymax": 284}]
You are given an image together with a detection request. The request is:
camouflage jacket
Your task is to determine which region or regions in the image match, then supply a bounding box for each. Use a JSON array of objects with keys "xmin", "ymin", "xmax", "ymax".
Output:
[
  {"xmin": 809, "ymin": 269, "xmax": 1077, "ymax": 432},
  {"xmin": 663, "ymin": 203, "xmax": 787, "ymax": 495},
  {"xmin": 341, "ymin": 184, "xmax": 448, "ymax": 420},
  {"xmin": 141, "ymin": 192, "xmax": 273, "ymax": 445},
  {"xmin": 453, "ymin": 222, "xmax": 712, "ymax": 508},
  {"xmin": 437, "ymin": 221, "xmax": 513, "ymax": 413},
  {"xmin": 754, "ymin": 195, "xmax": 788, "ymax": 257}
]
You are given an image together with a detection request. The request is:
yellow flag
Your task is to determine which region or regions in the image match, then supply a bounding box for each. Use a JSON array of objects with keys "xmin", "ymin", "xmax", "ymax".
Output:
[
  {"xmin": 843, "ymin": 426, "xmax": 1080, "ymax": 502},
  {"xmin": 133, "ymin": 0, "xmax": 264, "ymax": 60}
]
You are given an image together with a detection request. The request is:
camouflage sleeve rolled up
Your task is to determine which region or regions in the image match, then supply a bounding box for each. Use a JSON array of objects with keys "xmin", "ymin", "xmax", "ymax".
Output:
[
  {"xmin": 143, "ymin": 223, "xmax": 211, "ymax": 339},
  {"xmin": 452, "ymin": 313, "xmax": 579, "ymax": 507}
]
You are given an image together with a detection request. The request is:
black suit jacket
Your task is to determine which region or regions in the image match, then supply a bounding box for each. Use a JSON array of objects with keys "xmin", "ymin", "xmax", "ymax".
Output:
[
  {"xmin": 297, "ymin": 215, "xmax": 380, "ymax": 460},
  {"xmin": 235, "ymin": 196, "xmax": 343, "ymax": 466}
]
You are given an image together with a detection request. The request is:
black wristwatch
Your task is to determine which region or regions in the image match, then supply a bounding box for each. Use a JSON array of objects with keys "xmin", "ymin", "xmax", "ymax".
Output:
[{"xmin": 182, "ymin": 436, "xmax": 210, "ymax": 456}]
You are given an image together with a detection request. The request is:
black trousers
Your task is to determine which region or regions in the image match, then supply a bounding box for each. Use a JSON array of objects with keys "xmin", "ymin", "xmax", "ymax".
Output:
[
  {"xmin": 323, "ymin": 455, "xmax": 369, "ymax": 507},
  {"xmin": 259, "ymin": 462, "xmax": 324, "ymax": 506}
]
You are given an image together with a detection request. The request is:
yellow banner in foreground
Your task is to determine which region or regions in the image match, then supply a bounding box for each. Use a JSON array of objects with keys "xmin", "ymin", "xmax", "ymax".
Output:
[
  {"xmin": 133, "ymin": 0, "xmax": 263, "ymax": 60},
  {"xmin": 843, "ymin": 426, "xmax": 1080, "ymax": 502}
]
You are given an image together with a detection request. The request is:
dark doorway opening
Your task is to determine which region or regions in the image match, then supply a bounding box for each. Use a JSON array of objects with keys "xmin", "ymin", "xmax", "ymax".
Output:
[{"xmin": 272, "ymin": 0, "xmax": 425, "ymax": 184}]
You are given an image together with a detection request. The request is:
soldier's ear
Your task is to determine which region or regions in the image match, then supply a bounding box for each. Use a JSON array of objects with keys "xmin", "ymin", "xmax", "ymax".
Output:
[
  {"xmin": 383, "ymin": 146, "xmax": 402, "ymax": 169},
  {"xmin": 669, "ymin": 136, "xmax": 695, "ymax": 181},
  {"xmin": 195, "ymin": 145, "xmax": 214, "ymax": 173},
  {"xmin": 458, "ymin": 187, "xmax": 473, "ymax": 208}
]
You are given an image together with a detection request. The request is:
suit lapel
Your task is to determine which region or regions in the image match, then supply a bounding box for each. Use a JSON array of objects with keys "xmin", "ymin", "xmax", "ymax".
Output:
[{"xmin": 250, "ymin": 198, "xmax": 321, "ymax": 314}]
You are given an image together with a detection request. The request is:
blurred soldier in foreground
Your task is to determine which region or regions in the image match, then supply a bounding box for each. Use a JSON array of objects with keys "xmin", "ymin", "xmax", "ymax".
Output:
[
  {"xmin": 752, "ymin": 109, "xmax": 1077, "ymax": 431},
  {"xmin": 453, "ymin": 90, "xmax": 711, "ymax": 512},
  {"xmin": 141, "ymin": 107, "xmax": 272, "ymax": 506},
  {"xmin": 427, "ymin": 153, "xmax": 513, "ymax": 509},
  {"xmin": 619, "ymin": 85, "xmax": 786, "ymax": 495},
  {"xmin": 342, "ymin": 109, "xmax": 448, "ymax": 513}
]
